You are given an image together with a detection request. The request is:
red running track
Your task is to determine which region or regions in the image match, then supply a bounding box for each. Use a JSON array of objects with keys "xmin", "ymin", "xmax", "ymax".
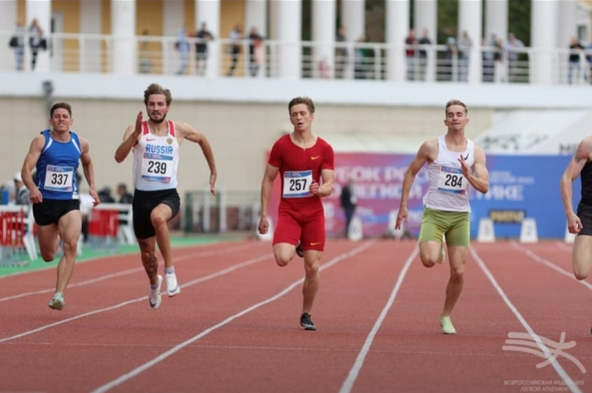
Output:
[{"xmin": 0, "ymin": 239, "xmax": 590, "ymax": 393}]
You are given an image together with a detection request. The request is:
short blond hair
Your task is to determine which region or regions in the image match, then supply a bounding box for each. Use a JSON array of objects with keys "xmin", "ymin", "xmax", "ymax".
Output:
[{"xmin": 445, "ymin": 99, "xmax": 468, "ymax": 115}]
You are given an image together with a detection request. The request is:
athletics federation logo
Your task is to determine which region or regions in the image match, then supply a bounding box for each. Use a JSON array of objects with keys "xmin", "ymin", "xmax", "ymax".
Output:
[{"xmin": 502, "ymin": 332, "xmax": 586, "ymax": 373}]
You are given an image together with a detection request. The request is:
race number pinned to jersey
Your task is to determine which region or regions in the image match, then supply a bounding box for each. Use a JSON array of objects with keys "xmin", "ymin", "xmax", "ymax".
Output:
[
  {"xmin": 283, "ymin": 170, "xmax": 313, "ymax": 198},
  {"xmin": 437, "ymin": 166, "xmax": 467, "ymax": 194},
  {"xmin": 141, "ymin": 152, "xmax": 173, "ymax": 183},
  {"xmin": 44, "ymin": 165, "xmax": 74, "ymax": 192}
]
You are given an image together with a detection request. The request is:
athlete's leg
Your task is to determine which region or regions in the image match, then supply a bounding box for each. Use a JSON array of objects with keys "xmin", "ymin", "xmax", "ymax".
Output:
[
  {"xmin": 572, "ymin": 235, "xmax": 592, "ymax": 280},
  {"xmin": 54, "ymin": 210, "xmax": 82, "ymax": 294},
  {"xmin": 440, "ymin": 212, "xmax": 470, "ymax": 318},
  {"xmin": 138, "ymin": 236, "xmax": 159, "ymax": 286},
  {"xmin": 418, "ymin": 208, "xmax": 447, "ymax": 268},
  {"xmin": 302, "ymin": 250, "xmax": 322, "ymax": 314},
  {"xmin": 441, "ymin": 245, "xmax": 469, "ymax": 317},
  {"xmin": 151, "ymin": 203, "xmax": 174, "ymax": 269},
  {"xmin": 272, "ymin": 211, "xmax": 302, "ymax": 266},
  {"xmin": 36, "ymin": 223, "xmax": 60, "ymax": 262}
]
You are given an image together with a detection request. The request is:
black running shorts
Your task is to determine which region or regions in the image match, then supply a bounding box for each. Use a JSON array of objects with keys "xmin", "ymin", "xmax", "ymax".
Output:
[
  {"xmin": 132, "ymin": 188, "xmax": 180, "ymax": 239},
  {"xmin": 577, "ymin": 202, "xmax": 592, "ymax": 236},
  {"xmin": 33, "ymin": 199, "xmax": 80, "ymax": 226}
]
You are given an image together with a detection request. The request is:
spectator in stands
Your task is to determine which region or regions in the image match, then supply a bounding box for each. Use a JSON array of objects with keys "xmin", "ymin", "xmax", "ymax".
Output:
[
  {"xmin": 248, "ymin": 27, "xmax": 264, "ymax": 77},
  {"xmin": 340, "ymin": 177, "xmax": 357, "ymax": 237},
  {"xmin": 418, "ymin": 29, "xmax": 432, "ymax": 81},
  {"xmin": 354, "ymin": 35, "xmax": 370, "ymax": 80},
  {"xmin": 195, "ymin": 22, "xmax": 214, "ymax": 76},
  {"xmin": 568, "ymin": 37, "xmax": 584, "ymax": 85},
  {"xmin": 335, "ymin": 26, "xmax": 348, "ymax": 79},
  {"xmin": 444, "ymin": 36, "xmax": 458, "ymax": 82},
  {"xmin": 10, "ymin": 20, "xmax": 25, "ymax": 71},
  {"xmin": 114, "ymin": 83, "xmax": 217, "ymax": 310},
  {"xmin": 457, "ymin": 30, "xmax": 472, "ymax": 82},
  {"xmin": 98, "ymin": 187, "xmax": 115, "ymax": 203},
  {"xmin": 175, "ymin": 25, "xmax": 190, "ymax": 75},
  {"xmin": 395, "ymin": 99, "xmax": 490, "ymax": 335},
  {"xmin": 227, "ymin": 24, "xmax": 243, "ymax": 76},
  {"xmin": 13, "ymin": 172, "xmax": 30, "ymax": 206},
  {"xmin": 506, "ymin": 32, "xmax": 524, "ymax": 81},
  {"xmin": 20, "ymin": 102, "xmax": 100, "ymax": 310},
  {"xmin": 117, "ymin": 183, "xmax": 133, "ymax": 204},
  {"xmin": 28, "ymin": 18, "xmax": 45, "ymax": 71},
  {"xmin": 482, "ymin": 33, "xmax": 497, "ymax": 82},
  {"xmin": 405, "ymin": 29, "xmax": 417, "ymax": 81}
]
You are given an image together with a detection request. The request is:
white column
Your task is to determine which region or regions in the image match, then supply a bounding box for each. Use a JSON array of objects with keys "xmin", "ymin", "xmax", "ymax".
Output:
[
  {"xmin": 164, "ymin": 0, "xmax": 184, "ymax": 75},
  {"xmin": 246, "ymin": 0, "xmax": 267, "ymax": 38},
  {"xmin": 531, "ymin": 0, "xmax": 558, "ymax": 84},
  {"xmin": 342, "ymin": 0, "xmax": 365, "ymax": 42},
  {"xmin": 557, "ymin": 0, "xmax": 577, "ymax": 48},
  {"xmin": 385, "ymin": 0, "xmax": 408, "ymax": 81},
  {"xmin": 196, "ymin": 0, "xmax": 220, "ymax": 78},
  {"xmin": 485, "ymin": 0, "xmax": 508, "ymax": 42},
  {"xmin": 413, "ymin": 0, "xmax": 436, "ymax": 43},
  {"xmin": 26, "ymin": 0, "xmax": 51, "ymax": 73},
  {"xmin": 80, "ymin": 0, "xmax": 102, "ymax": 73},
  {"xmin": 459, "ymin": 0, "xmax": 482, "ymax": 84},
  {"xmin": 557, "ymin": 0, "xmax": 577, "ymax": 84},
  {"xmin": 111, "ymin": 0, "xmax": 136, "ymax": 74},
  {"xmin": 0, "ymin": 0, "xmax": 18, "ymax": 72},
  {"xmin": 274, "ymin": 0, "xmax": 301, "ymax": 79},
  {"xmin": 312, "ymin": 0, "xmax": 335, "ymax": 78}
]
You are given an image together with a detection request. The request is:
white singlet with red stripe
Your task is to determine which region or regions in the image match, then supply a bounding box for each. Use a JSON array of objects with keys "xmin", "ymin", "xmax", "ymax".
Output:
[
  {"xmin": 132, "ymin": 120, "xmax": 180, "ymax": 191},
  {"xmin": 422, "ymin": 135, "xmax": 475, "ymax": 212}
]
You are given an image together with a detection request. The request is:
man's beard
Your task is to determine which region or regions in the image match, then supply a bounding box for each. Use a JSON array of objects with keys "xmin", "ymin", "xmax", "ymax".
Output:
[{"xmin": 149, "ymin": 113, "xmax": 167, "ymax": 123}]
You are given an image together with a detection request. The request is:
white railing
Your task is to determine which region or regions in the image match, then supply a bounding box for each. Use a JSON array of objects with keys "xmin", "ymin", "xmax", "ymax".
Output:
[{"xmin": 1, "ymin": 31, "xmax": 591, "ymax": 85}]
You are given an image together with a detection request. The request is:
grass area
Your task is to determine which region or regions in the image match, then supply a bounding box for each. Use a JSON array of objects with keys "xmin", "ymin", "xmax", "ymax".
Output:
[{"xmin": 0, "ymin": 232, "xmax": 249, "ymax": 277}]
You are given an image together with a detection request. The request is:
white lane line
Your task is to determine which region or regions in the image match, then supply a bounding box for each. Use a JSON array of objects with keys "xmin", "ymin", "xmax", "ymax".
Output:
[
  {"xmin": 510, "ymin": 242, "xmax": 592, "ymax": 290},
  {"xmin": 90, "ymin": 242, "xmax": 375, "ymax": 393},
  {"xmin": 0, "ymin": 243, "xmax": 264, "ymax": 303},
  {"xmin": 0, "ymin": 254, "xmax": 272, "ymax": 344},
  {"xmin": 471, "ymin": 247, "xmax": 582, "ymax": 393},
  {"xmin": 0, "ymin": 242, "xmax": 260, "ymax": 281},
  {"xmin": 338, "ymin": 246, "xmax": 418, "ymax": 393}
]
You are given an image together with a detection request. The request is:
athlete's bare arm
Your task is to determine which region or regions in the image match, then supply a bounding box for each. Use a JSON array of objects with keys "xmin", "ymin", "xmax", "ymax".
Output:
[
  {"xmin": 459, "ymin": 145, "xmax": 489, "ymax": 194},
  {"xmin": 79, "ymin": 137, "xmax": 100, "ymax": 206},
  {"xmin": 176, "ymin": 122, "xmax": 217, "ymax": 196},
  {"xmin": 395, "ymin": 139, "xmax": 438, "ymax": 229},
  {"xmin": 561, "ymin": 136, "xmax": 592, "ymax": 233},
  {"xmin": 21, "ymin": 134, "xmax": 45, "ymax": 204},
  {"xmin": 310, "ymin": 169, "xmax": 334, "ymax": 197},
  {"xmin": 114, "ymin": 111, "xmax": 143, "ymax": 163},
  {"xmin": 258, "ymin": 164, "xmax": 280, "ymax": 234}
]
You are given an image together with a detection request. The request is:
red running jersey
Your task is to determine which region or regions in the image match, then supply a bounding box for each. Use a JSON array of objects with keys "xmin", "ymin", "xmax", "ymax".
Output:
[{"xmin": 268, "ymin": 134, "xmax": 335, "ymax": 212}]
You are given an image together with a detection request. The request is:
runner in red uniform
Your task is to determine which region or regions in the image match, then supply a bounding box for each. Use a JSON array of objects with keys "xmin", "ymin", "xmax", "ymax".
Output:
[{"xmin": 258, "ymin": 97, "xmax": 335, "ymax": 331}]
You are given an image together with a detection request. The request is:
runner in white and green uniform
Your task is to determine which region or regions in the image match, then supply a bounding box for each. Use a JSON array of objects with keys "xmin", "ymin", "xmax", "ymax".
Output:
[{"xmin": 395, "ymin": 100, "xmax": 490, "ymax": 335}]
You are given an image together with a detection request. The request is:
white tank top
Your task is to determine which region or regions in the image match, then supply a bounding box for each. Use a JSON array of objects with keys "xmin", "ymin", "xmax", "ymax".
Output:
[
  {"xmin": 132, "ymin": 120, "xmax": 180, "ymax": 191},
  {"xmin": 422, "ymin": 135, "xmax": 475, "ymax": 212}
]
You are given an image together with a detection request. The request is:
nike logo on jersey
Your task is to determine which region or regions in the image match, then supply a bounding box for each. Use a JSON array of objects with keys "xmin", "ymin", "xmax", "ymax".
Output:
[
  {"xmin": 463, "ymin": 152, "xmax": 469, "ymax": 160},
  {"xmin": 310, "ymin": 242, "xmax": 321, "ymax": 246},
  {"xmin": 147, "ymin": 138, "xmax": 155, "ymax": 141},
  {"xmin": 311, "ymin": 156, "xmax": 320, "ymax": 160}
]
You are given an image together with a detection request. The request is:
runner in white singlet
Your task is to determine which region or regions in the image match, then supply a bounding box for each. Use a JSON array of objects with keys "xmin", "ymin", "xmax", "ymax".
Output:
[
  {"xmin": 395, "ymin": 100, "xmax": 490, "ymax": 335},
  {"xmin": 115, "ymin": 83, "xmax": 217, "ymax": 310}
]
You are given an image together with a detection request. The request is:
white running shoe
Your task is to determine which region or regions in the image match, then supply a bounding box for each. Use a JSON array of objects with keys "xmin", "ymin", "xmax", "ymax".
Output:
[
  {"xmin": 149, "ymin": 275, "xmax": 162, "ymax": 309},
  {"xmin": 165, "ymin": 273, "xmax": 181, "ymax": 297},
  {"xmin": 48, "ymin": 292, "xmax": 65, "ymax": 311}
]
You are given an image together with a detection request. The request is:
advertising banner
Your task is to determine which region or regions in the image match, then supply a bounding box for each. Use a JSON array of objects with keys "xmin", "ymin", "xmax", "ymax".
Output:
[{"xmin": 266, "ymin": 152, "xmax": 577, "ymax": 240}]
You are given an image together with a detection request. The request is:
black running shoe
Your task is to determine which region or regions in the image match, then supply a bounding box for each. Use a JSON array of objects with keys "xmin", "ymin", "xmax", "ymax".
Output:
[
  {"xmin": 295, "ymin": 241, "xmax": 304, "ymax": 258},
  {"xmin": 300, "ymin": 313, "xmax": 317, "ymax": 331}
]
